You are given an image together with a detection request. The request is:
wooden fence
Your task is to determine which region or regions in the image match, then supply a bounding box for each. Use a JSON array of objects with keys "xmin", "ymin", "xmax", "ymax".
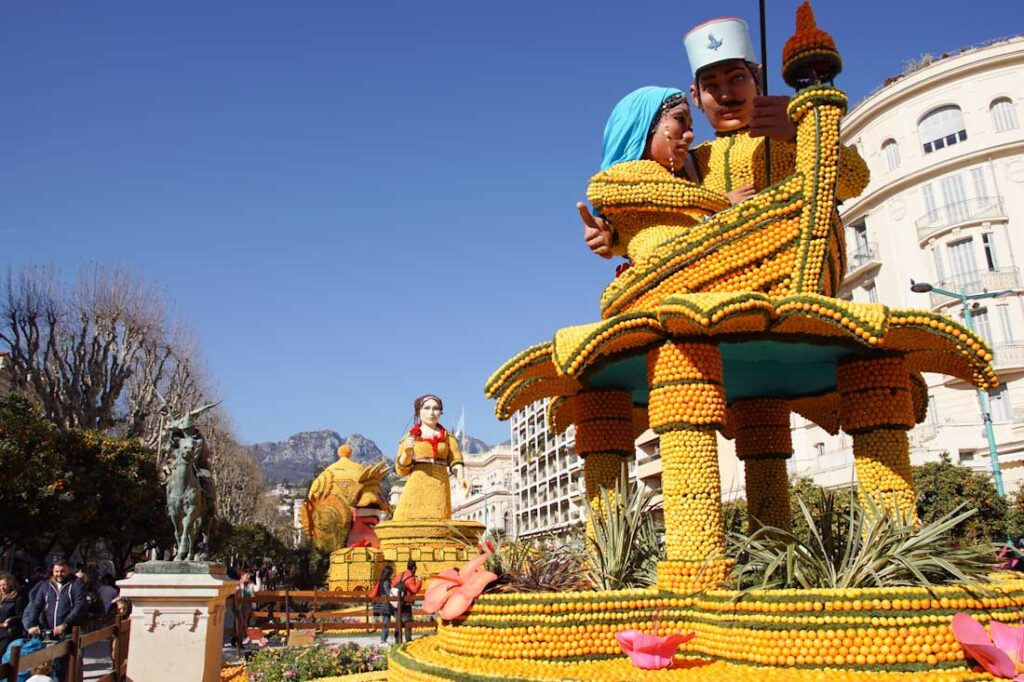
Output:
[
  {"xmin": 0, "ymin": 616, "xmax": 130, "ymax": 682},
  {"xmin": 241, "ymin": 589, "xmax": 436, "ymax": 643}
]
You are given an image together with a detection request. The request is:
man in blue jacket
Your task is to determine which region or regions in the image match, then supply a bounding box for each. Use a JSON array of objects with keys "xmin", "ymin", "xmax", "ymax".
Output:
[{"xmin": 22, "ymin": 558, "xmax": 86, "ymax": 682}]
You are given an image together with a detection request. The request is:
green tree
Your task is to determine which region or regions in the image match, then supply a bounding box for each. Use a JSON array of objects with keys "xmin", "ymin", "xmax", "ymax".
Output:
[
  {"xmin": 209, "ymin": 520, "xmax": 287, "ymax": 570},
  {"xmin": 0, "ymin": 394, "xmax": 70, "ymax": 563},
  {"xmin": 0, "ymin": 393, "xmax": 172, "ymax": 571},
  {"xmin": 1005, "ymin": 483, "xmax": 1024, "ymax": 540},
  {"xmin": 913, "ymin": 453, "xmax": 1007, "ymax": 545}
]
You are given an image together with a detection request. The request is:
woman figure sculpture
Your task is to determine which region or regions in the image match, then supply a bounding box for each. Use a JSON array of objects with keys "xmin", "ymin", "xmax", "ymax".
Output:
[
  {"xmin": 584, "ymin": 86, "xmax": 729, "ymax": 269},
  {"xmin": 392, "ymin": 394, "xmax": 465, "ymax": 521}
]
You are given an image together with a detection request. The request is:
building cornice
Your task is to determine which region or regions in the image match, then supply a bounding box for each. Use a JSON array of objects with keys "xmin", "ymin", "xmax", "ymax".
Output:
[
  {"xmin": 844, "ymin": 39, "xmax": 1024, "ymax": 137},
  {"xmin": 840, "ymin": 139, "xmax": 1024, "ymax": 222}
]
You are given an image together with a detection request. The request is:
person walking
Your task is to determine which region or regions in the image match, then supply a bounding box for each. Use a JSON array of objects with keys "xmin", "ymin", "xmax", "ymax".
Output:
[
  {"xmin": 393, "ymin": 560, "xmax": 422, "ymax": 643},
  {"xmin": 372, "ymin": 565, "xmax": 395, "ymax": 644}
]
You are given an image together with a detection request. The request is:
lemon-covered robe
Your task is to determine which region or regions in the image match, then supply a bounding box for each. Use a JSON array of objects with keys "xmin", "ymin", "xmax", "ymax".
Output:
[
  {"xmin": 587, "ymin": 159, "xmax": 730, "ymax": 265},
  {"xmin": 393, "ymin": 426, "xmax": 464, "ymax": 522},
  {"xmin": 690, "ymin": 128, "xmax": 869, "ymax": 201}
]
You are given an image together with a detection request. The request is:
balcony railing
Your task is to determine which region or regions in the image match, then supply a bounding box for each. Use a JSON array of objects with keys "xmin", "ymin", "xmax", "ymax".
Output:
[
  {"xmin": 993, "ymin": 342, "xmax": 1024, "ymax": 370},
  {"xmin": 846, "ymin": 241, "xmax": 880, "ymax": 275},
  {"xmin": 928, "ymin": 267, "xmax": 1022, "ymax": 307},
  {"xmin": 916, "ymin": 196, "xmax": 1007, "ymax": 240}
]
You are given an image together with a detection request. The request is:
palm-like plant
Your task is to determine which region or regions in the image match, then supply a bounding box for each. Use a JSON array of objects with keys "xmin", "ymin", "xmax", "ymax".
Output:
[
  {"xmin": 458, "ymin": 530, "xmax": 591, "ymax": 594},
  {"xmin": 728, "ymin": 491, "xmax": 998, "ymax": 591},
  {"xmin": 583, "ymin": 473, "xmax": 663, "ymax": 590}
]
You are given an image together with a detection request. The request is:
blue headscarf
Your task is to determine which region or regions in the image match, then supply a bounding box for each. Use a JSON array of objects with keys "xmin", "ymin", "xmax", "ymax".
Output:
[{"xmin": 600, "ymin": 86, "xmax": 683, "ymax": 171}]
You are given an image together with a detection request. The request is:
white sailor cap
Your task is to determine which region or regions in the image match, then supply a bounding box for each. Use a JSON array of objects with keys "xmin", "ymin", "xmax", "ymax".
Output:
[{"xmin": 684, "ymin": 17, "xmax": 757, "ymax": 77}]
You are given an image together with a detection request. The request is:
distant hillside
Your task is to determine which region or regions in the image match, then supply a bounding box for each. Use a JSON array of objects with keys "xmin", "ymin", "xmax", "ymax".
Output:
[
  {"xmin": 250, "ymin": 429, "xmax": 490, "ymax": 483},
  {"xmin": 459, "ymin": 434, "xmax": 490, "ymax": 454}
]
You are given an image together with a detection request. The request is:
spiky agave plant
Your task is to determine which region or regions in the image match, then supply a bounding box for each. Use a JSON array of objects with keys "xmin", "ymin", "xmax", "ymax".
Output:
[
  {"xmin": 582, "ymin": 473, "xmax": 663, "ymax": 590},
  {"xmin": 446, "ymin": 527, "xmax": 592, "ymax": 594},
  {"xmin": 728, "ymin": 491, "xmax": 999, "ymax": 591}
]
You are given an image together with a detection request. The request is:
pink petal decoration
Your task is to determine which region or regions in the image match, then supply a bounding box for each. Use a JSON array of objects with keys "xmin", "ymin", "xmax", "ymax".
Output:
[
  {"xmin": 951, "ymin": 613, "xmax": 1018, "ymax": 679},
  {"xmin": 990, "ymin": 620, "xmax": 1024, "ymax": 667},
  {"xmin": 437, "ymin": 571, "xmax": 498, "ymax": 620},
  {"xmin": 423, "ymin": 569, "xmax": 462, "ymax": 613},
  {"xmin": 616, "ymin": 629, "xmax": 696, "ymax": 670},
  {"xmin": 421, "ymin": 549, "xmax": 496, "ymax": 619}
]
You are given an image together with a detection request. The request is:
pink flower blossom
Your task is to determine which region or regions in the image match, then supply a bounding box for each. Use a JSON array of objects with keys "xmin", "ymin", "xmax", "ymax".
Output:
[
  {"xmin": 951, "ymin": 612, "xmax": 1024, "ymax": 680},
  {"xmin": 422, "ymin": 548, "xmax": 497, "ymax": 620},
  {"xmin": 616, "ymin": 629, "xmax": 696, "ymax": 670}
]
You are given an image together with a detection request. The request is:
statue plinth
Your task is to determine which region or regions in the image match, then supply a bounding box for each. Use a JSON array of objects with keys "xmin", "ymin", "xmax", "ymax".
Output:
[
  {"xmin": 326, "ymin": 520, "xmax": 486, "ymax": 590},
  {"xmin": 118, "ymin": 561, "xmax": 236, "ymax": 682}
]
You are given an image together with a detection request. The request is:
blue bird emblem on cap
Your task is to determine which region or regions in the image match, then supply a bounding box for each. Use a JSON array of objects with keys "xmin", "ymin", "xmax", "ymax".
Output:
[{"xmin": 707, "ymin": 33, "xmax": 723, "ymax": 51}]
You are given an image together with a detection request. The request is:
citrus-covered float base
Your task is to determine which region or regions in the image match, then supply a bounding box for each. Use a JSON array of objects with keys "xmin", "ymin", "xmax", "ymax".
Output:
[
  {"xmin": 386, "ymin": 580, "xmax": 1024, "ymax": 680},
  {"xmin": 387, "ymin": 638, "xmax": 991, "ymax": 682},
  {"xmin": 328, "ymin": 520, "xmax": 486, "ymax": 590}
]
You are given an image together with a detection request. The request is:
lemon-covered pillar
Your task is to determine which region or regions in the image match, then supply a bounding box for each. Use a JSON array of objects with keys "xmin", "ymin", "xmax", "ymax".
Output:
[
  {"xmin": 731, "ymin": 398, "xmax": 793, "ymax": 532},
  {"xmin": 837, "ymin": 356, "xmax": 917, "ymax": 521},
  {"xmin": 574, "ymin": 390, "xmax": 635, "ymax": 532},
  {"xmin": 647, "ymin": 341, "xmax": 731, "ymax": 591}
]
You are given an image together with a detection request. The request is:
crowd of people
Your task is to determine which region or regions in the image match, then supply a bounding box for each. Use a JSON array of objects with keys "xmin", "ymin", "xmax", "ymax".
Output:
[{"xmin": 0, "ymin": 557, "xmax": 133, "ymax": 682}]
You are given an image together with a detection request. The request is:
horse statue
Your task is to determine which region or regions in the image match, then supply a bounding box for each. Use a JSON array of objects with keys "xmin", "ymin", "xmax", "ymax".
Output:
[{"xmin": 159, "ymin": 399, "xmax": 219, "ymax": 562}]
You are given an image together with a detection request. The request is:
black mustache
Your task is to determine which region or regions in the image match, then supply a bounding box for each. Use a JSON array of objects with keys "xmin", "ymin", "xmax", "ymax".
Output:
[{"xmin": 714, "ymin": 100, "xmax": 745, "ymax": 113}]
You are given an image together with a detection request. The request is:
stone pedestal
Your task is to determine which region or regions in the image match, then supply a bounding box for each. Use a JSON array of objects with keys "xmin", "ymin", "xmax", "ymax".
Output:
[{"xmin": 117, "ymin": 561, "xmax": 236, "ymax": 682}]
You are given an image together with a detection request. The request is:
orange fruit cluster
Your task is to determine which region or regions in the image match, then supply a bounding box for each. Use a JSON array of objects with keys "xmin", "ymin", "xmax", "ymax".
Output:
[
  {"xmin": 745, "ymin": 458, "xmax": 793, "ymax": 531},
  {"xmin": 587, "ymin": 159, "xmax": 729, "ymax": 264},
  {"xmin": 852, "ymin": 429, "xmax": 917, "ymax": 520},
  {"xmin": 732, "ymin": 398, "xmax": 793, "ymax": 460},
  {"xmin": 554, "ymin": 314, "xmax": 661, "ymax": 377},
  {"xmin": 391, "ymin": 635, "xmax": 994, "ymax": 681},
  {"xmin": 888, "ymin": 312, "xmax": 998, "ymax": 389},
  {"xmin": 658, "ymin": 429, "xmax": 727, "ymax": 568},
  {"xmin": 647, "ymin": 342, "xmax": 726, "ymax": 430},
  {"xmin": 837, "ymin": 357, "xmax": 916, "ymax": 433},
  {"xmin": 774, "ymin": 296, "xmax": 886, "ymax": 346},
  {"xmin": 410, "ymin": 583, "xmax": 1024, "ymax": 677},
  {"xmin": 657, "ymin": 558, "xmax": 735, "ymax": 593},
  {"xmin": 573, "ymin": 391, "xmax": 635, "ymax": 520}
]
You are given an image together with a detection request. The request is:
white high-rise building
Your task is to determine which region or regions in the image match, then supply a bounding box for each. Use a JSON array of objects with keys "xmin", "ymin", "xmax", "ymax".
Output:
[
  {"xmin": 791, "ymin": 36, "xmax": 1024, "ymax": 493},
  {"xmin": 509, "ymin": 400, "xmax": 585, "ymax": 541}
]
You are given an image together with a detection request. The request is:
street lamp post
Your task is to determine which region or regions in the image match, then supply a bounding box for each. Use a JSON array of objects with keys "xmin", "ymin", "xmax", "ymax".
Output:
[{"xmin": 910, "ymin": 279, "xmax": 1009, "ymax": 496}]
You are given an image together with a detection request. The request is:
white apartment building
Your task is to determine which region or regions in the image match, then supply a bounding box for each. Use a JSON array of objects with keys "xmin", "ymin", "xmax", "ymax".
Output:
[
  {"xmin": 791, "ymin": 36, "xmax": 1024, "ymax": 493},
  {"xmin": 509, "ymin": 400, "xmax": 586, "ymax": 541},
  {"xmin": 450, "ymin": 444, "xmax": 516, "ymax": 535}
]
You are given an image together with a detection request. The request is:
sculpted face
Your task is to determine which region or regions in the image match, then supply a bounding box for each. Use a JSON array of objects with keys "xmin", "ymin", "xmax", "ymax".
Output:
[
  {"xmin": 690, "ymin": 60, "xmax": 759, "ymax": 132},
  {"xmin": 644, "ymin": 101, "xmax": 695, "ymax": 173},
  {"xmin": 419, "ymin": 398, "xmax": 442, "ymax": 429}
]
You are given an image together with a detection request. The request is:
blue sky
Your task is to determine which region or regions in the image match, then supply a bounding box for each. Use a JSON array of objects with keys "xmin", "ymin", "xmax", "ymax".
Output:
[{"xmin": 1, "ymin": 1, "xmax": 1015, "ymax": 450}]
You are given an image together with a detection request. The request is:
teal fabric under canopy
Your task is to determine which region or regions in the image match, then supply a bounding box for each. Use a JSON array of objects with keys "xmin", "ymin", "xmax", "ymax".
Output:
[{"xmin": 583, "ymin": 339, "xmax": 869, "ymax": 405}]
